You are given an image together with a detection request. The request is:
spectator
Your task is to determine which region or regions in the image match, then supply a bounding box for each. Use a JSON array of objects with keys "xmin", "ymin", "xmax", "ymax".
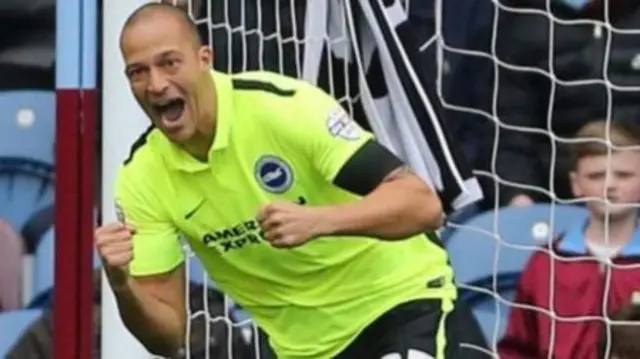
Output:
[
  {"xmin": 0, "ymin": 219, "xmax": 24, "ymax": 311},
  {"xmin": 491, "ymin": 0, "xmax": 640, "ymax": 206},
  {"xmin": 600, "ymin": 294, "xmax": 640, "ymax": 359},
  {"xmin": 497, "ymin": 120, "xmax": 640, "ymax": 359}
]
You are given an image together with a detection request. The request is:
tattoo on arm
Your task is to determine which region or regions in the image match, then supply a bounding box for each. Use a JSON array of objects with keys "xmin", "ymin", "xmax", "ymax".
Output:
[{"xmin": 382, "ymin": 165, "xmax": 414, "ymax": 182}]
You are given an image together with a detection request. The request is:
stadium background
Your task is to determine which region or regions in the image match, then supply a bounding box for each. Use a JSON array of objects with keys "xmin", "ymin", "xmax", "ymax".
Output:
[{"xmin": 0, "ymin": 0, "xmax": 635, "ymax": 358}]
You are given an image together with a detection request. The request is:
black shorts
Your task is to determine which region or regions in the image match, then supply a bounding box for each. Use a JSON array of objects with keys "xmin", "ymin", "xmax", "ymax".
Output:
[
  {"xmin": 335, "ymin": 298, "xmax": 458, "ymax": 359},
  {"xmin": 258, "ymin": 298, "xmax": 462, "ymax": 359}
]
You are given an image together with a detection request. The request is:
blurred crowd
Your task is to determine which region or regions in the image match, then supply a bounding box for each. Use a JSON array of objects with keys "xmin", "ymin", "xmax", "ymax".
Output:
[{"xmin": 2, "ymin": 0, "xmax": 640, "ymax": 358}]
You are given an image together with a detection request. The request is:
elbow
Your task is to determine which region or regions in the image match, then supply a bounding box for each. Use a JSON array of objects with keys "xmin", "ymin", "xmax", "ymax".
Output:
[
  {"xmin": 390, "ymin": 185, "xmax": 442, "ymax": 239},
  {"xmin": 389, "ymin": 180, "xmax": 443, "ymax": 237},
  {"xmin": 143, "ymin": 344, "xmax": 173, "ymax": 358},
  {"xmin": 141, "ymin": 337, "xmax": 183, "ymax": 358},
  {"xmin": 414, "ymin": 189, "xmax": 444, "ymax": 231}
]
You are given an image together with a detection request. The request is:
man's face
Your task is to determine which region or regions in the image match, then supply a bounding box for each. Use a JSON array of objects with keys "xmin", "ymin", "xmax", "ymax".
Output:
[
  {"xmin": 120, "ymin": 13, "xmax": 212, "ymax": 144},
  {"xmin": 571, "ymin": 151, "xmax": 640, "ymax": 219}
]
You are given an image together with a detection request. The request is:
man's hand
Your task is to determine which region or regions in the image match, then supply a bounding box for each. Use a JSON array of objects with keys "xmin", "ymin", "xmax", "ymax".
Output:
[
  {"xmin": 95, "ymin": 221, "xmax": 187, "ymax": 356},
  {"xmin": 95, "ymin": 222, "xmax": 135, "ymax": 288},
  {"xmin": 257, "ymin": 201, "xmax": 326, "ymax": 248}
]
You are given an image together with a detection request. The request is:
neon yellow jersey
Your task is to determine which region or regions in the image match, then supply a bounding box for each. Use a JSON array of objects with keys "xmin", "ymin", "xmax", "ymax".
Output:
[{"xmin": 115, "ymin": 70, "xmax": 456, "ymax": 359}]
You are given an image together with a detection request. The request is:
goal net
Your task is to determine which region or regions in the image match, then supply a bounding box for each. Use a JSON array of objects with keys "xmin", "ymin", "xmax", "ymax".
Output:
[
  {"xmin": 99, "ymin": 0, "xmax": 640, "ymax": 358},
  {"xmin": 438, "ymin": 1, "xmax": 640, "ymax": 359}
]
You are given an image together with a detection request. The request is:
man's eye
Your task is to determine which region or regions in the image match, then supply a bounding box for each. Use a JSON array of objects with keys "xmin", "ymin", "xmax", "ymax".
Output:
[
  {"xmin": 163, "ymin": 59, "xmax": 179, "ymax": 68},
  {"xmin": 127, "ymin": 68, "xmax": 143, "ymax": 79}
]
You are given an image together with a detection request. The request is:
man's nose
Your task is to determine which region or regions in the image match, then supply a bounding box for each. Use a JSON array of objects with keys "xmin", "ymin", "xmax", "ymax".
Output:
[
  {"xmin": 605, "ymin": 177, "xmax": 619, "ymax": 194},
  {"xmin": 147, "ymin": 69, "xmax": 169, "ymax": 94}
]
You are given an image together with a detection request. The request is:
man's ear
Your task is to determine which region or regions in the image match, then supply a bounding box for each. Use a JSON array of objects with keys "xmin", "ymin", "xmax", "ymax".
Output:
[{"xmin": 198, "ymin": 46, "xmax": 213, "ymax": 68}]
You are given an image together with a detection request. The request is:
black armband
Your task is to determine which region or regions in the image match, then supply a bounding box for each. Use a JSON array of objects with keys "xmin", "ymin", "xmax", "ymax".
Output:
[{"xmin": 333, "ymin": 140, "xmax": 404, "ymax": 196}]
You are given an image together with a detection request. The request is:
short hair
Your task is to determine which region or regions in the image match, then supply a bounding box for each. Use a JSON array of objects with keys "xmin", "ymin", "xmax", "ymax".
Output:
[
  {"xmin": 570, "ymin": 120, "xmax": 640, "ymax": 169},
  {"xmin": 120, "ymin": 3, "xmax": 202, "ymax": 47},
  {"xmin": 600, "ymin": 300, "xmax": 640, "ymax": 359}
]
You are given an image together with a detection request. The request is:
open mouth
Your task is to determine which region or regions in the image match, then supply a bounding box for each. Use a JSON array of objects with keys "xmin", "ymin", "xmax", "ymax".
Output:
[{"xmin": 154, "ymin": 98, "xmax": 185, "ymax": 122}]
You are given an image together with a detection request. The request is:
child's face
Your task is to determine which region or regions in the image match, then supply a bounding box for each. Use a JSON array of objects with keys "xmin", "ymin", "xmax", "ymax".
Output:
[{"xmin": 571, "ymin": 150, "xmax": 640, "ymax": 219}]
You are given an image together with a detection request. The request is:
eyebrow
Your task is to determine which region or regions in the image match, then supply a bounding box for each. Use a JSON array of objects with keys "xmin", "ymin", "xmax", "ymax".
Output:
[
  {"xmin": 125, "ymin": 50, "xmax": 180, "ymax": 74},
  {"xmin": 157, "ymin": 50, "xmax": 180, "ymax": 59},
  {"xmin": 124, "ymin": 63, "xmax": 142, "ymax": 75}
]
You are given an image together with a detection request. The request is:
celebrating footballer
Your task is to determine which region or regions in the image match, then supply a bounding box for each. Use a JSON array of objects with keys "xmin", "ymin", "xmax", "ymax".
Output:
[{"xmin": 95, "ymin": 3, "xmax": 461, "ymax": 359}]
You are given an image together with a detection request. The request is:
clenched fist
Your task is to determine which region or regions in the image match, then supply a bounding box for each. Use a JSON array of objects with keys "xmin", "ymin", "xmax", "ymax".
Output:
[
  {"xmin": 95, "ymin": 222, "xmax": 135, "ymax": 288},
  {"xmin": 257, "ymin": 201, "xmax": 326, "ymax": 249}
]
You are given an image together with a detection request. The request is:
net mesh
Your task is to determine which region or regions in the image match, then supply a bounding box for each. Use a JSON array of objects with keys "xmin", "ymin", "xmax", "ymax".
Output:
[
  {"xmin": 173, "ymin": 1, "xmax": 354, "ymax": 358},
  {"xmin": 437, "ymin": 1, "xmax": 640, "ymax": 359},
  {"xmin": 162, "ymin": 0, "xmax": 640, "ymax": 358}
]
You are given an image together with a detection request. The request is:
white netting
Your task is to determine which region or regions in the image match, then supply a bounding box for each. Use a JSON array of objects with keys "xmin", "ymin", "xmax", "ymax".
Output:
[
  {"xmin": 162, "ymin": 0, "xmax": 640, "ymax": 358},
  {"xmin": 437, "ymin": 1, "xmax": 640, "ymax": 359},
  {"xmin": 174, "ymin": 1, "xmax": 354, "ymax": 358}
]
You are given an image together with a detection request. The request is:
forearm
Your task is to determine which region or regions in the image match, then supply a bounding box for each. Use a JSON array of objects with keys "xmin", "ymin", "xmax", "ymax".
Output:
[
  {"xmin": 110, "ymin": 276, "xmax": 185, "ymax": 356},
  {"xmin": 319, "ymin": 177, "xmax": 443, "ymax": 240}
]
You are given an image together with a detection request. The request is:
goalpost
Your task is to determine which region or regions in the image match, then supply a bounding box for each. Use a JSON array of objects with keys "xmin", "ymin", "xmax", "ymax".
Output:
[
  {"xmin": 95, "ymin": 1, "xmax": 625, "ymax": 359},
  {"xmin": 54, "ymin": 0, "xmax": 97, "ymax": 358},
  {"xmin": 101, "ymin": 1, "xmax": 155, "ymax": 358}
]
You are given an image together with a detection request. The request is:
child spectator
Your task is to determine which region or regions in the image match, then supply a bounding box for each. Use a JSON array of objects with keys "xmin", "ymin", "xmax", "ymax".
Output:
[
  {"xmin": 498, "ymin": 120, "xmax": 640, "ymax": 359},
  {"xmin": 600, "ymin": 293, "xmax": 640, "ymax": 359},
  {"xmin": 491, "ymin": 1, "xmax": 640, "ymax": 206}
]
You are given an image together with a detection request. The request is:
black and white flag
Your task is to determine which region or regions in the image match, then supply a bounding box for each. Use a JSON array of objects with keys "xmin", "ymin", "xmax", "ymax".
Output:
[{"xmin": 302, "ymin": 0, "xmax": 482, "ymax": 213}]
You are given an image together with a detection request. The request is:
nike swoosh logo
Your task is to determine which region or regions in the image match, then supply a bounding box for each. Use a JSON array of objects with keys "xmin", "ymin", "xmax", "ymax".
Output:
[{"xmin": 185, "ymin": 200, "xmax": 206, "ymax": 219}]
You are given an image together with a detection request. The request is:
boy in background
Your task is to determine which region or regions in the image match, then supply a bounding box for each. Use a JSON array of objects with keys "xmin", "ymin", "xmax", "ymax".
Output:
[{"xmin": 498, "ymin": 120, "xmax": 640, "ymax": 359}]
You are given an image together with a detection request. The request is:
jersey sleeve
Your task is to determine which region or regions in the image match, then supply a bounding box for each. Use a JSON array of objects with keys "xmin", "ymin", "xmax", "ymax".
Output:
[
  {"xmin": 115, "ymin": 166, "xmax": 184, "ymax": 276},
  {"xmin": 287, "ymin": 82, "xmax": 375, "ymax": 182}
]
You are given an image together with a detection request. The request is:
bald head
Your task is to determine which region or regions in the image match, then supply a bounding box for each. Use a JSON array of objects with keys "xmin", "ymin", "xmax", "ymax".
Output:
[{"xmin": 120, "ymin": 3, "xmax": 202, "ymax": 48}]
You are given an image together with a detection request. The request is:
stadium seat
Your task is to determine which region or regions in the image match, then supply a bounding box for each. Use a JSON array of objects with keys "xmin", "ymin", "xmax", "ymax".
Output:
[
  {"xmin": 446, "ymin": 204, "xmax": 589, "ymax": 341},
  {"xmin": 0, "ymin": 91, "xmax": 55, "ymax": 230},
  {"xmin": 0, "ymin": 158, "xmax": 54, "ymax": 230},
  {"xmin": 0, "ymin": 309, "xmax": 43, "ymax": 357},
  {"xmin": 447, "ymin": 204, "xmax": 589, "ymax": 285},
  {"xmin": 0, "ymin": 91, "xmax": 55, "ymax": 164},
  {"xmin": 33, "ymin": 229, "xmax": 55, "ymax": 297}
]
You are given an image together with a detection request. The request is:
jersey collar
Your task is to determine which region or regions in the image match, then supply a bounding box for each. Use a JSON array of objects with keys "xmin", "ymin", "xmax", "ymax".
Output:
[
  {"xmin": 209, "ymin": 70, "xmax": 233, "ymax": 153},
  {"xmin": 162, "ymin": 70, "xmax": 234, "ymax": 172}
]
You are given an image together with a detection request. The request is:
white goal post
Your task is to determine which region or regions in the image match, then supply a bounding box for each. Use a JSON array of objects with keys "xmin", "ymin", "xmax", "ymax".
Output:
[{"xmin": 101, "ymin": 0, "xmax": 155, "ymax": 358}]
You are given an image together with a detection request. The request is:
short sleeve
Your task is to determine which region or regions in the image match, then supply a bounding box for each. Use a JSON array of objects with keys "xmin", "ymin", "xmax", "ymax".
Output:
[
  {"xmin": 286, "ymin": 82, "xmax": 374, "ymax": 182},
  {"xmin": 115, "ymin": 167, "xmax": 184, "ymax": 276}
]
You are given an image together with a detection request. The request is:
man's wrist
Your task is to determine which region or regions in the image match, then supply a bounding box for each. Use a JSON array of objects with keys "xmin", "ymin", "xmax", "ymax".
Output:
[{"xmin": 312, "ymin": 206, "xmax": 341, "ymax": 238}]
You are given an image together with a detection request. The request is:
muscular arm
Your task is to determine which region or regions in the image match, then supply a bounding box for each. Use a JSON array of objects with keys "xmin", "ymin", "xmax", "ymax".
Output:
[
  {"xmin": 275, "ymin": 78, "xmax": 443, "ymax": 240},
  {"xmin": 108, "ymin": 265, "xmax": 187, "ymax": 357},
  {"xmin": 110, "ymin": 162, "xmax": 188, "ymax": 356},
  {"xmin": 318, "ymin": 142, "xmax": 443, "ymax": 240}
]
